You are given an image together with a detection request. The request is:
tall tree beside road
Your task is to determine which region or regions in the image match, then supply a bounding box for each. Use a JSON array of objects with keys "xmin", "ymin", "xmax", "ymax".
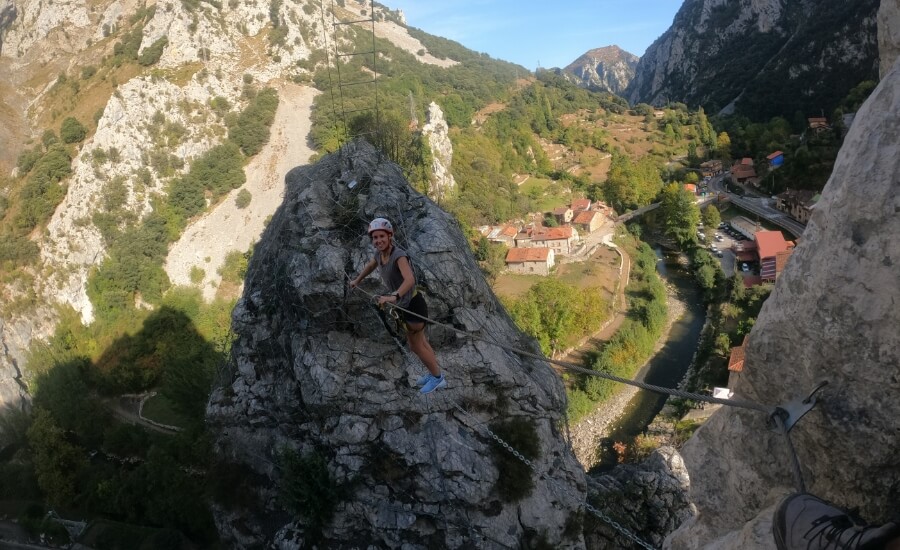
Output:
[
  {"xmin": 716, "ymin": 131, "xmax": 732, "ymax": 160},
  {"xmin": 659, "ymin": 183, "xmax": 701, "ymax": 247},
  {"xmin": 702, "ymin": 204, "xmax": 721, "ymax": 228}
]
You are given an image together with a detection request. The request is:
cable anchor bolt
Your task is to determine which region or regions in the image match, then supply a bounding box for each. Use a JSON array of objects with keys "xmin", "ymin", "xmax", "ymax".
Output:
[{"xmin": 767, "ymin": 380, "xmax": 828, "ymax": 433}]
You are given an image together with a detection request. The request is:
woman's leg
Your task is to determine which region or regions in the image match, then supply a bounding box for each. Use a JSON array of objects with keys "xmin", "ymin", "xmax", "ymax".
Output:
[{"xmin": 406, "ymin": 323, "xmax": 440, "ymax": 376}]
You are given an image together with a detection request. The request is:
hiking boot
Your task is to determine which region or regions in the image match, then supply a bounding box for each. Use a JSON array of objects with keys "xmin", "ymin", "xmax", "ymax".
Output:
[
  {"xmin": 420, "ymin": 374, "xmax": 447, "ymax": 394},
  {"xmin": 774, "ymin": 492, "xmax": 900, "ymax": 550},
  {"xmin": 416, "ymin": 373, "xmax": 433, "ymax": 386}
]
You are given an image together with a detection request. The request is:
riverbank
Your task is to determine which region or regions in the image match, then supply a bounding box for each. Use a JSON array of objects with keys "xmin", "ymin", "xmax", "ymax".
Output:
[{"xmin": 568, "ymin": 282, "xmax": 688, "ymax": 469}]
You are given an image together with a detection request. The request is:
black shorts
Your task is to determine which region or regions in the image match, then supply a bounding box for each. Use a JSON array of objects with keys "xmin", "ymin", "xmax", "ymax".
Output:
[{"xmin": 403, "ymin": 293, "xmax": 428, "ymax": 326}]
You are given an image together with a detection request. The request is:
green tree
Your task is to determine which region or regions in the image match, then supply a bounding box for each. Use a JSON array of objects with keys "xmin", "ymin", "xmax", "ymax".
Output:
[
  {"xmin": 235, "ymin": 188, "xmax": 252, "ymax": 209},
  {"xmin": 60, "ymin": 117, "xmax": 87, "ymax": 143},
  {"xmin": 702, "ymin": 204, "xmax": 721, "ymax": 228},
  {"xmin": 27, "ymin": 408, "xmax": 88, "ymax": 507},
  {"xmin": 658, "ymin": 183, "xmax": 700, "ymax": 247},
  {"xmin": 716, "ymin": 131, "xmax": 732, "ymax": 160}
]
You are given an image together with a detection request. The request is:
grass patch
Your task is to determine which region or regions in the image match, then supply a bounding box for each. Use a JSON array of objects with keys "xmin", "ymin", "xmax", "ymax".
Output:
[
  {"xmin": 493, "ymin": 273, "xmax": 544, "ymax": 299},
  {"xmin": 150, "ymin": 61, "xmax": 204, "ymax": 86},
  {"xmin": 519, "ymin": 177, "xmax": 571, "ymax": 211},
  {"xmin": 141, "ymin": 394, "xmax": 189, "ymax": 428}
]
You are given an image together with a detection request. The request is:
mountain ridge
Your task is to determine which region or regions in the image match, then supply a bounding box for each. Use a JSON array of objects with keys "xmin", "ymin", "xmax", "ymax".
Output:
[
  {"xmin": 626, "ymin": 0, "xmax": 879, "ymax": 119},
  {"xmin": 560, "ymin": 44, "xmax": 638, "ymax": 95}
]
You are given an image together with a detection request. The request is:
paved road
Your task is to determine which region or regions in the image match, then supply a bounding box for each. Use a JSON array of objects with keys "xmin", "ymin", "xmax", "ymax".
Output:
[{"xmin": 709, "ymin": 173, "xmax": 806, "ymax": 238}]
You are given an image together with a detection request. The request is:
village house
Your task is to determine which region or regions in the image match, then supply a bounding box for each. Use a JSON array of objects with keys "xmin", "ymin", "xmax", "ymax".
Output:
[
  {"xmin": 755, "ymin": 230, "xmax": 794, "ymax": 283},
  {"xmin": 505, "ymin": 247, "xmax": 554, "ymax": 276},
  {"xmin": 727, "ymin": 335, "xmax": 749, "ymax": 390},
  {"xmin": 775, "ymin": 189, "xmax": 819, "ymax": 224},
  {"xmin": 730, "ymin": 157, "xmax": 757, "ymax": 183},
  {"xmin": 532, "ymin": 225, "xmax": 579, "ymax": 255},
  {"xmin": 766, "ymin": 151, "xmax": 784, "ymax": 168},
  {"xmin": 700, "ymin": 159, "xmax": 723, "ymax": 178},
  {"xmin": 570, "ymin": 198, "xmax": 591, "ymax": 212},
  {"xmin": 485, "ymin": 224, "xmax": 519, "ymax": 247},
  {"xmin": 808, "ymin": 116, "xmax": 829, "ymax": 134},
  {"xmin": 684, "ymin": 183, "xmax": 697, "ymax": 195},
  {"xmin": 573, "ymin": 210, "xmax": 603, "ymax": 234},
  {"xmin": 551, "ymin": 206, "xmax": 574, "ymax": 225}
]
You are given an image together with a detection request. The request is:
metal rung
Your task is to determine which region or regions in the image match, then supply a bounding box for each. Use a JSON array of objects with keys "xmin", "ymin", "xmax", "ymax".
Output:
[
  {"xmin": 333, "ymin": 17, "xmax": 374, "ymax": 26},
  {"xmin": 338, "ymin": 50, "xmax": 377, "ymax": 57},
  {"xmin": 338, "ymin": 79, "xmax": 377, "ymax": 87}
]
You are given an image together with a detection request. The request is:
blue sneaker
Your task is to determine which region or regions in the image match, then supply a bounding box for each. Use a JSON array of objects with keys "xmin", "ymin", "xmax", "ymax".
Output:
[
  {"xmin": 420, "ymin": 374, "xmax": 447, "ymax": 394},
  {"xmin": 416, "ymin": 373, "xmax": 433, "ymax": 386}
]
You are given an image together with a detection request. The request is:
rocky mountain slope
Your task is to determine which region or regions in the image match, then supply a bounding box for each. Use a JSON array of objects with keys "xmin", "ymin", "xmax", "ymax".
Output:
[
  {"xmin": 665, "ymin": 4, "xmax": 900, "ymax": 547},
  {"xmin": 627, "ymin": 0, "xmax": 880, "ymax": 119},
  {"xmin": 561, "ymin": 45, "xmax": 639, "ymax": 95},
  {"xmin": 207, "ymin": 140, "xmax": 587, "ymax": 547},
  {"xmin": 0, "ymin": 0, "xmax": 462, "ymax": 410}
]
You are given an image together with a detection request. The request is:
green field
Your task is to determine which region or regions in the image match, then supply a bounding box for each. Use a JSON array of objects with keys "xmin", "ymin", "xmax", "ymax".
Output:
[{"xmin": 519, "ymin": 177, "xmax": 572, "ymax": 212}]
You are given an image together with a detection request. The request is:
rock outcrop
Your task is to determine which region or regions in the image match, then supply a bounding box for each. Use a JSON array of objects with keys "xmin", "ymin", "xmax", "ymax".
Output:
[
  {"xmin": 562, "ymin": 45, "xmax": 639, "ymax": 95},
  {"xmin": 880, "ymin": 0, "xmax": 900, "ymax": 78},
  {"xmin": 421, "ymin": 101, "xmax": 456, "ymax": 202},
  {"xmin": 207, "ymin": 140, "xmax": 586, "ymax": 548},
  {"xmin": 627, "ymin": 0, "xmax": 879, "ymax": 119},
  {"xmin": 664, "ymin": 17, "xmax": 900, "ymax": 549},
  {"xmin": 586, "ymin": 448, "xmax": 693, "ymax": 548}
]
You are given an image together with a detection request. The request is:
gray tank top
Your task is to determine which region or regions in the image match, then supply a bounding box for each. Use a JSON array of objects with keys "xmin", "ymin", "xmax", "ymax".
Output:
[{"xmin": 376, "ymin": 245, "xmax": 415, "ymax": 308}]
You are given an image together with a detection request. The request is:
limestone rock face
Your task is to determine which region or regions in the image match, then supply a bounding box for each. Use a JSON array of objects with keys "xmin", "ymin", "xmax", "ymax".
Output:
[
  {"xmin": 879, "ymin": 0, "xmax": 900, "ymax": 77},
  {"xmin": 421, "ymin": 101, "xmax": 456, "ymax": 202},
  {"xmin": 585, "ymin": 448, "xmax": 693, "ymax": 549},
  {"xmin": 562, "ymin": 46, "xmax": 639, "ymax": 95},
  {"xmin": 207, "ymin": 141, "xmax": 586, "ymax": 548},
  {"xmin": 664, "ymin": 45, "xmax": 900, "ymax": 550},
  {"xmin": 627, "ymin": 0, "xmax": 879, "ymax": 118}
]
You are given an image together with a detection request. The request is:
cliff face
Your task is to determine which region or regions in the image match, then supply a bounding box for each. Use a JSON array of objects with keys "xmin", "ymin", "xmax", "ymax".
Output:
[
  {"xmin": 665, "ymin": 14, "xmax": 900, "ymax": 548},
  {"xmin": 562, "ymin": 45, "xmax": 639, "ymax": 95},
  {"xmin": 421, "ymin": 101, "xmax": 456, "ymax": 202},
  {"xmin": 206, "ymin": 141, "xmax": 586, "ymax": 548},
  {"xmin": 627, "ymin": 0, "xmax": 879, "ymax": 118},
  {"xmin": 0, "ymin": 0, "xmax": 472, "ymax": 410}
]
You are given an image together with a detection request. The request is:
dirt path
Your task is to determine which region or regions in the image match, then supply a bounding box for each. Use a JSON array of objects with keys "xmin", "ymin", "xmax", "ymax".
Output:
[
  {"xmin": 557, "ymin": 235, "xmax": 631, "ymax": 365},
  {"xmin": 164, "ymin": 83, "xmax": 319, "ymax": 299}
]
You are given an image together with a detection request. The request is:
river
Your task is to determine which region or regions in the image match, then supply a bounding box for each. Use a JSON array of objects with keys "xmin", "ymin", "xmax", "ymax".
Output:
[{"xmin": 591, "ymin": 246, "xmax": 707, "ymax": 471}]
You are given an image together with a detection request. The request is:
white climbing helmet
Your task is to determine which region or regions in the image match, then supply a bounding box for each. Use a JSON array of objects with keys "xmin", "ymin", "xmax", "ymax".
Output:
[{"xmin": 367, "ymin": 217, "xmax": 393, "ymax": 236}]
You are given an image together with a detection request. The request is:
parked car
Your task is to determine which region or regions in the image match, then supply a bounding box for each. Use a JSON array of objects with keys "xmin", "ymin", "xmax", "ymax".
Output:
[
  {"xmin": 716, "ymin": 250, "xmax": 723, "ymax": 258},
  {"xmin": 741, "ymin": 263, "xmax": 750, "ymax": 272}
]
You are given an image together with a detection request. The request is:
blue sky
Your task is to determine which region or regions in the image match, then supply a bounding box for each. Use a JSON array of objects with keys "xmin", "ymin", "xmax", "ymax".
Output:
[{"xmin": 383, "ymin": 0, "xmax": 683, "ymax": 70}]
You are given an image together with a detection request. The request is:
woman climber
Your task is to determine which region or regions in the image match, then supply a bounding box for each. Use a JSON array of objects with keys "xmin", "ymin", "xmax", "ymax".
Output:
[{"xmin": 349, "ymin": 218, "xmax": 447, "ymax": 394}]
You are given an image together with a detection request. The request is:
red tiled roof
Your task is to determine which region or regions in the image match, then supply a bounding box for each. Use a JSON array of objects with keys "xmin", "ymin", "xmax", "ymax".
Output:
[
  {"xmin": 506, "ymin": 247, "xmax": 551, "ymax": 263},
  {"xmin": 728, "ymin": 345, "xmax": 746, "ymax": 372},
  {"xmin": 573, "ymin": 210, "xmax": 597, "ymax": 225},
  {"xmin": 728, "ymin": 335, "xmax": 750, "ymax": 372},
  {"xmin": 499, "ymin": 224, "xmax": 518, "ymax": 238},
  {"xmin": 741, "ymin": 157, "xmax": 753, "ymax": 166},
  {"xmin": 755, "ymin": 230, "xmax": 791, "ymax": 260},
  {"xmin": 571, "ymin": 198, "xmax": 591, "ymax": 211},
  {"xmin": 533, "ymin": 226, "xmax": 573, "ymax": 241},
  {"xmin": 684, "ymin": 183, "xmax": 697, "ymax": 193},
  {"xmin": 766, "ymin": 151, "xmax": 784, "ymax": 160}
]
